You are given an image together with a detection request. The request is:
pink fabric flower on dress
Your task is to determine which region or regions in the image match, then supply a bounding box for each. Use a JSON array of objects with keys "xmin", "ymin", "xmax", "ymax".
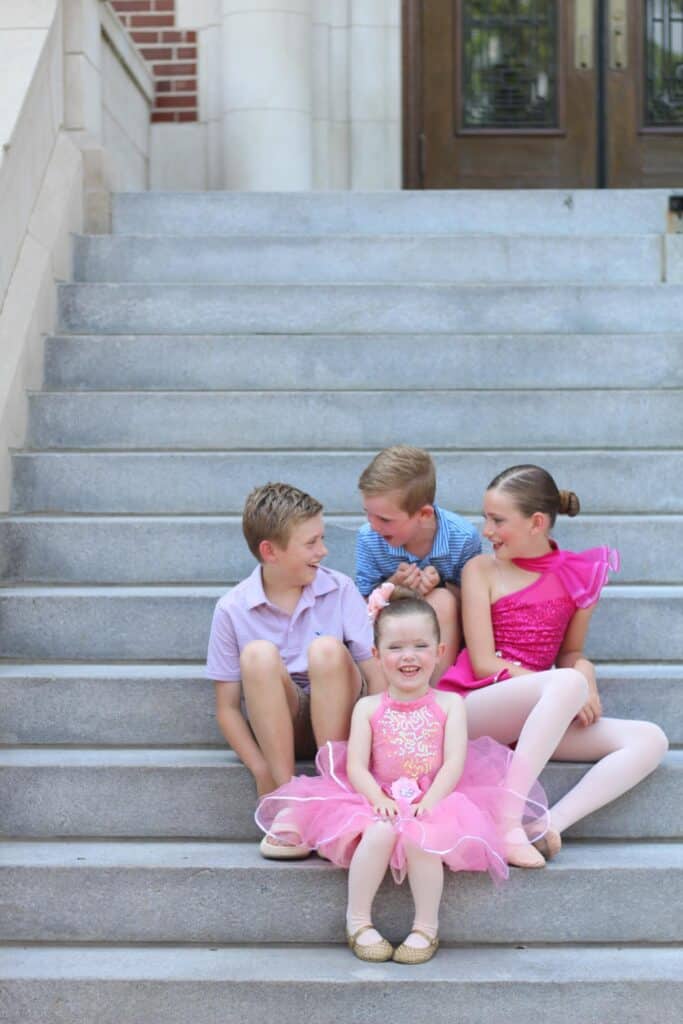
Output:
[
  {"xmin": 390, "ymin": 776, "xmax": 421, "ymax": 803},
  {"xmin": 367, "ymin": 581, "xmax": 395, "ymax": 622}
]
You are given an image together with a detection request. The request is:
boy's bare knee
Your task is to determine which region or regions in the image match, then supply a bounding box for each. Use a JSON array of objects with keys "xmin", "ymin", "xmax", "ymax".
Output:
[
  {"xmin": 426, "ymin": 588, "xmax": 457, "ymax": 617},
  {"xmin": 240, "ymin": 640, "xmax": 283, "ymax": 677},
  {"xmin": 308, "ymin": 635, "xmax": 347, "ymax": 668}
]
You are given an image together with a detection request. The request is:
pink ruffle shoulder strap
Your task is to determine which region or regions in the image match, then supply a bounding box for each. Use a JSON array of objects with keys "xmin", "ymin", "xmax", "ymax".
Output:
[{"xmin": 513, "ymin": 544, "xmax": 620, "ymax": 609}]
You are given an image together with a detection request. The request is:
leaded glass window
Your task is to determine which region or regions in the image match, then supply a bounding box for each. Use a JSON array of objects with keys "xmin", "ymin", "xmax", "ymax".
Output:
[
  {"xmin": 461, "ymin": 0, "xmax": 559, "ymax": 129},
  {"xmin": 645, "ymin": 0, "xmax": 683, "ymax": 125}
]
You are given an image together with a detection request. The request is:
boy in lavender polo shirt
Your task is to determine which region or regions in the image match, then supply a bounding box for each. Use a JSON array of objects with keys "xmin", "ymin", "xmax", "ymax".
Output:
[{"xmin": 207, "ymin": 482, "xmax": 383, "ymax": 859}]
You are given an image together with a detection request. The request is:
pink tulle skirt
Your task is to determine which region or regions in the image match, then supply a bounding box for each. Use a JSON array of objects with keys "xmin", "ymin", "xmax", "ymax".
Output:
[{"xmin": 255, "ymin": 739, "xmax": 548, "ymax": 884}]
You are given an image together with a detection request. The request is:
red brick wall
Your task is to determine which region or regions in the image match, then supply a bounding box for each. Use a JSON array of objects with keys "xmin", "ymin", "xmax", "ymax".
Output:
[{"xmin": 110, "ymin": 0, "xmax": 198, "ymax": 123}]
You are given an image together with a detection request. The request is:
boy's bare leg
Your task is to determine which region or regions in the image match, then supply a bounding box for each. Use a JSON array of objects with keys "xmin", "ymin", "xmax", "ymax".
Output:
[
  {"xmin": 240, "ymin": 640, "xmax": 301, "ymax": 788},
  {"xmin": 214, "ymin": 681, "xmax": 275, "ymax": 797},
  {"xmin": 426, "ymin": 587, "xmax": 459, "ymax": 680},
  {"xmin": 308, "ymin": 636, "xmax": 363, "ymax": 746}
]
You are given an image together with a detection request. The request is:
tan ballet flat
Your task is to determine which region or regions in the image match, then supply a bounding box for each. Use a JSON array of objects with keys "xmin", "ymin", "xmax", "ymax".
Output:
[
  {"xmin": 346, "ymin": 925, "xmax": 394, "ymax": 963},
  {"xmin": 392, "ymin": 929, "xmax": 439, "ymax": 965},
  {"xmin": 506, "ymin": 827, "xmax": 546, "ymax": 869},
  {"xmin": 533, "ymin": 827, "xmax": 562, "ymax": 861}
]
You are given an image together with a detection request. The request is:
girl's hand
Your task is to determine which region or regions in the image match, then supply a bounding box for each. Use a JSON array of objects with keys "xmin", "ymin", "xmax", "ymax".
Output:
[
  {"xmin": 576, "ymin": 682, "xmax": 602, "ymax": 727},
  {"xmin": 572, "ymin": 657, "xmax": 601, "ymax": 728},
  {"xmin": 413, "ymin": 798, "xmax": 435, "ymax": 818},
  {"xmin": 373, "ymin": 796, "xmax": 399, "ymax": 818},
  {"xmin": 417, "ymin": 565, "xmax": 440, "ymax": 596}
]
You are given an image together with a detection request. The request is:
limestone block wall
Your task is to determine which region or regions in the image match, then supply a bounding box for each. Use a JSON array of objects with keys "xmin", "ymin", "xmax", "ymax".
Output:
[
  {"xmin": 101, "ymin": 6, "xmax": 155, "ymax": 190},
  {"xmin": 169, "ymin": 0, "xmax": 401, "ymax": 190},
  {"xmin": 0, "ymin": 0, "xmax": 153, "ymax": 511}
]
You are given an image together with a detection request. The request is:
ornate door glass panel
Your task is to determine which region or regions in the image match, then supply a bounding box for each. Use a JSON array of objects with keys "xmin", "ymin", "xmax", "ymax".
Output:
[
  {"xmin": 460, "ymin": 0, "xmax": 559, "ymax": 129},
  {"xmin": 645, "ymin": 0, "xmax": 683, "ymax": 124}
]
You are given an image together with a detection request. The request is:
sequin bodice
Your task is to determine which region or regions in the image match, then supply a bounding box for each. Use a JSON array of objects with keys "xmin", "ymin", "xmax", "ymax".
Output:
[
  {"xmin": 369, "ymin": 691, "xmax": 446, "ymax": 789},
  {"xmin": 492, "ymin": 572, "xmax": 576, "ymax": 672}
]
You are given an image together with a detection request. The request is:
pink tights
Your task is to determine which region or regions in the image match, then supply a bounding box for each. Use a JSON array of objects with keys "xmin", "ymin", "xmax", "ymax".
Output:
[
  {"xmin": 464, "ymin": 667, "xmax": 669, "ymax": 835},
  {"xmin": 346, "ymin": 823, "xmax": 443, "ymax": 946}
]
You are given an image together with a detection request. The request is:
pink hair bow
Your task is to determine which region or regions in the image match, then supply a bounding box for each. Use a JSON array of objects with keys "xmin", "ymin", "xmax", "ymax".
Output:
[{"xmin": 367, "ymin": 581, "xmax": 395, "ymax": 622}]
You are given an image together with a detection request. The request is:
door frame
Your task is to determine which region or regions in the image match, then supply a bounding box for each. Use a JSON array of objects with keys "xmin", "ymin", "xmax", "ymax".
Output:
[{"xmin": 402, "ymin": 0, "xmax": 423, "ymax": 188}]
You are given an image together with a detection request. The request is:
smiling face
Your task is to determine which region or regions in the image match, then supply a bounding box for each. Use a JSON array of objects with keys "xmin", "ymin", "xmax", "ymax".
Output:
[
  {"xmin": 482, "ymin": 488, "xmax": 550, "ymax": 561},
  {"xmin": 363, "ymin": 491, "xmax": 433, "ymax": 552},
  {"xmin": 265, "ymin": 514, "xmax": 328, "ymax": 586},
  {"xmin": 374, "ymin": 610, "xmax": 444, "ymax": 699}
]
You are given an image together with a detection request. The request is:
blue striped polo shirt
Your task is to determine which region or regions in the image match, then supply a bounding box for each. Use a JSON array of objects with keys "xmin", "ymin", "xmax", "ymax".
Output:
[{"xmin": 355, "ymin": 504, "xmax": 482, "ymax": 596}]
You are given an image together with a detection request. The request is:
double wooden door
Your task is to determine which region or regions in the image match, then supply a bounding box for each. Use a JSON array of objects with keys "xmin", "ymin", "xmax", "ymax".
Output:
[{"xmin": 405, "ymin": 0, "xmax": 683, "ymax": 187}]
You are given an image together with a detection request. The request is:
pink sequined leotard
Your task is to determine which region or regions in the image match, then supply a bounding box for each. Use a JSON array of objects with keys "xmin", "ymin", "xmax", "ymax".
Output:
[
  {"xmin": 255, "ymin": 689, "xmax": 548, "ymax": 884},
  {"xmin": 438, "ymin": 544, "xmax": 620, "ymax": 696}
]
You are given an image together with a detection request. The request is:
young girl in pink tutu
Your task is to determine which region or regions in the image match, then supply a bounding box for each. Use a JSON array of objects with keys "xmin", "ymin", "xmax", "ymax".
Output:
[
  {"xmin": 256, "ymin": 587, "xmax": 548, "ymax": 964},
  {"xmin": 438, "ymin": 464, "xmax": 669, "ymax": 868}
]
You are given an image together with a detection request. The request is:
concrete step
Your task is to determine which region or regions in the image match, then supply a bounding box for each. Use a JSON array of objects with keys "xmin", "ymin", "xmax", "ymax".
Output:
[
  {"xmin": 0, "ymin": 585, "xmax": 679, "ymax": 662},
  {"xmin": 11, "ymin": 450, "xmax": 683, "ymax": 515},
  {"xmin": 1, "ymin": 515, "xmax": 678, "ymax": 584},
  {"xmin": 0, "ymin": 750, "xmax": 679, "ymax": 840},
  {"xmin": 1, "ymin": 663, "xmax": 679, "ymax": 747},
  {"xmin": 73, "ymin": 234, "xmax": 665, "ymax": 284},
  {"xmin": 57, "ymin": 283, "xmax": 683, "ymax": 334},
  {"xmin": 1, "ymin": 840, "xmax": 680, "ymax": 942},
  {"xmin": 44, "ymin": 333, "xmax": 683, "ymax": 391},
  {"xmin": 3, "ymin": 945, "xmax": 681, "ymax": 1024},
  {"xmin": 111, "ymin": 189, "xmax": 674, "ymax": 236},
  {"xmin": 26, "ymin": 389, "xmax": 683, "ymax": 450}
]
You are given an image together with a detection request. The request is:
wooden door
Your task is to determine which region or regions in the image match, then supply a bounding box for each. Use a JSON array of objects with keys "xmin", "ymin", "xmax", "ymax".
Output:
[
  {"xmin": 608, "ymin": 0, "xmax": 683, "ymax": 186},
  {"xmin": 405, "ymin": 0, "xmax": 683, "ymax": 188}
]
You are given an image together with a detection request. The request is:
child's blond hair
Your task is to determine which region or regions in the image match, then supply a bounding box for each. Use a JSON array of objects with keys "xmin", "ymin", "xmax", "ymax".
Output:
[
  {"xmin": 242, "ymin": 482, "xmax": 323, "ymax": 559},
  {"xmin": 358, "ymin": 446, "xmax": 436, "ymax": 515}
]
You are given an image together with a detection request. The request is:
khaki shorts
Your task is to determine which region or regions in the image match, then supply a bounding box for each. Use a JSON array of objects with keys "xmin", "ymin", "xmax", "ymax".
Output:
[
  {"xmin": 292, "ymin": 687, "xmax": 317, "ymax": 760},
  {"xmin": 292, "ymin": 670, "xmax": 367, "ymax": 760}
]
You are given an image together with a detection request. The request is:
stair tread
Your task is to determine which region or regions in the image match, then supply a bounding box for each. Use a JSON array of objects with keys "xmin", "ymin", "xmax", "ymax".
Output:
[
  {"xmin": 3, "ymin": 943, "xmax": 681, "ymax": 982},
  {"xmin": 1, "ymin": 838, "xmax": 679, "ymax": 868},
  {"xmin": 1, "ymin": 747, "xmax": 680, "ymax": 770}
]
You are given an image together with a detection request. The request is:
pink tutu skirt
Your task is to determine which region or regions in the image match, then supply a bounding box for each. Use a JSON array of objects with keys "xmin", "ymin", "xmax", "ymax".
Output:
[{"xmin": 255, "ymin": 739, "xmax": 548, "ymax": 884}]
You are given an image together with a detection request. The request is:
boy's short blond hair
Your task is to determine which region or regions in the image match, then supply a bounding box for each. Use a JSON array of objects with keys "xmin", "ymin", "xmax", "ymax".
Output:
[
  {"xmin": 358, "ymin": 446, "xmax": 436, "ymax": 516},
  {"xmin": 242, "ymin": 482, "xmax": 323, "ymax": 560}
]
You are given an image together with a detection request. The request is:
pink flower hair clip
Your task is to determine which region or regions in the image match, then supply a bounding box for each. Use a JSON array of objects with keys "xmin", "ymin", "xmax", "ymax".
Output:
[{"xmin": 367, "ymin": 581, "xmax": 395, "ymax": 622}]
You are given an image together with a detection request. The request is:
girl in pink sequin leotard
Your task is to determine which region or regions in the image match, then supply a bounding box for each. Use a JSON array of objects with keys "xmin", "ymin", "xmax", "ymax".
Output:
[
  {"xmin": 256, "ymin": 590, "xmax": 548, "ymax": 964},
  {"xmin": 437, "ymin": 464, "xmax": 668, "ymax": 869}
]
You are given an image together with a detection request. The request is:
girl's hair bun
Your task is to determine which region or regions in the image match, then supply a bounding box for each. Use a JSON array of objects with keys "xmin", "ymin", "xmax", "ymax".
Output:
[{"xmin": 558, "ymin": 489, "xmax": 580, "ymax": 517}]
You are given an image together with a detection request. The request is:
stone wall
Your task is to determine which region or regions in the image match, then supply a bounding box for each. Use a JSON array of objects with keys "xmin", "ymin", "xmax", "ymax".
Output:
[{"xmin": 0, "ymin": 0, "xmax": 154, "ymax": 510}]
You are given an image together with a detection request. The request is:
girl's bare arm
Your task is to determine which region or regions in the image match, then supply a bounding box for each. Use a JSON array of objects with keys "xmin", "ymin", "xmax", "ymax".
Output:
[{"xmin": 346, "ymin": 698, "xmax": 398, "ymax": 815}]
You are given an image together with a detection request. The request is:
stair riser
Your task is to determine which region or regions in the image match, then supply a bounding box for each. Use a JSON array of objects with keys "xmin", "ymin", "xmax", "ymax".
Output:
[
  {"xmin": 26, "ymin": 390, "xmax": 683, "ymax": 450},
  {"xmin": 73, "ymin": 235, "xmax": 663, "ymax": 285},
  {"xmin": 0, "ymin": 674, "xmax": 679, "ymax": 746},
  {"xmin": 58, "ymin": 284, "xmax": 683, "ymax": 334},
  {"xmin": 2, "ymin": 859, "xmax": 679, "ymax": 943},
  {"xmin": 0, "ymin": 589, "xmax": 679, "ymax": 661},
  {"xmin": 1, "ymin": 517, "xmax": 678, "ymax": 584},
  {"xmin": 44, "ymin": 334, "xmax": 683, "ymax": 391},
  {"xmin": 11, "ymin": 452, "xmax": 683, "ymax": 514},
  {"xmin": 0, "ymin": 759, "xmax": 677, "ymax": 839},
  {"xmin": 111, "ymin": 190, "xmax": 673, "ymax": 236},
  {"xmin": 3, "ymin": 974, "xmax": 679, "ymax": 1024}
]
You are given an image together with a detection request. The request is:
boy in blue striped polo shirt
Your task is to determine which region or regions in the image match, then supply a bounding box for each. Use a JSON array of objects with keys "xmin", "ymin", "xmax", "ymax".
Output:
[{"xmin": 356, "ymin": 446, "xmax": 481, "ymax": 679}]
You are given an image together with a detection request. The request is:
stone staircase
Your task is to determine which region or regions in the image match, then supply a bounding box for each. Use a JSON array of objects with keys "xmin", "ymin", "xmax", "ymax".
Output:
[{"xmin": 0, "ymin": 191, "xmax": 681, "ymax": 1022}]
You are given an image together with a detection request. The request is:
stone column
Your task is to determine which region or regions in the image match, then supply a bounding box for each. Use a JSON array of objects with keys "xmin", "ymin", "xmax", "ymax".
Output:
[{"xmin": 221, "ymin": 0, "xmax": 313, "ymax": 190}]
